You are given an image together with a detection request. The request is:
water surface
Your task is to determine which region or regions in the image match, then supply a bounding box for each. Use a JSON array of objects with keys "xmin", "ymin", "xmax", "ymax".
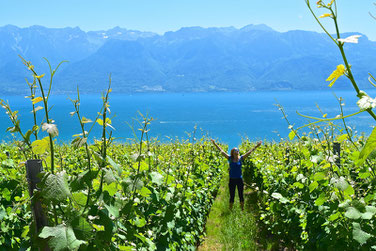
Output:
[{"xmin": 0, "ymin": 91, "xmax": 374, "ymax": 147}]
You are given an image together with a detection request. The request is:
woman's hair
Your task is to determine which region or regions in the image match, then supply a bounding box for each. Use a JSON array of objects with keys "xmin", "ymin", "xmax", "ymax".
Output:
[{"xmin": 230, "ymin": 148, "xmax": 239, "ymax": 159}]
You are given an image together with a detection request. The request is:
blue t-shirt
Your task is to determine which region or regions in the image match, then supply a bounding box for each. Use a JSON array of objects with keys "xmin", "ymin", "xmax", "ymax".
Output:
[{"xmin": 228, "ymin": 156, "xmax": 243, "ymax": 178}]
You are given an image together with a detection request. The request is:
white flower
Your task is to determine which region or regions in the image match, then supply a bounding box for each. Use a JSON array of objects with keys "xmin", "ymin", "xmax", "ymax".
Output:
[
  {"xmin": 357, "ymin": 95, "xmax": 376, "ymax": 111},
  {"xmin": 326, "ymin": 154, "xmax": 338, "ymax": 163},
  {"xmin": 338, "ymin": 35, "xmax": 361, "ymax": 44},
  {"xmin": 42, "ymin": 123, "xmax": 59, "ymax": 137},
  {"xmin": 297, "ymin": 174, "xmax": 306, "ymax": 182},
  {"xmin": 88, "ymin": 215, "xmax": 98, "ymax": 220},
  {"xmin": 359, "ymin": 90, "xmax": 368, "ymax": 97}
]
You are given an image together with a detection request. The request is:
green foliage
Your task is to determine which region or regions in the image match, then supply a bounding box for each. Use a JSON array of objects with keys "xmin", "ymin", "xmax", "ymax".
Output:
[
  {"xmin": 0, "ymin": 138, "xmax": 224, "ymax": 250},
  {"xmin": 0, "ymin": 145, "xmax": 31, "ymax": 250},
  {"xmin": 244, "ymin": 133, "xmax": 376, "ymax": 250}
]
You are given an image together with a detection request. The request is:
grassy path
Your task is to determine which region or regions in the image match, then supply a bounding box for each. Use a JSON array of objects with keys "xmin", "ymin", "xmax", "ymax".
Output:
[{"xmin": 198, "ymin": 175, "xmax": 258, "ymax": 250}]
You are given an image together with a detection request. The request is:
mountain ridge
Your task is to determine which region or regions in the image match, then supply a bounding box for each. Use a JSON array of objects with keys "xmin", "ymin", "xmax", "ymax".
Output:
[{"xmin": 0, "ymin": 24, "xmax": 374, "ymax": 94}]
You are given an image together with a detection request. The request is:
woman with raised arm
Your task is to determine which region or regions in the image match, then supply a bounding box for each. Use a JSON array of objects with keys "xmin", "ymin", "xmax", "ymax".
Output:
[{"xmin": 211, "ymin": 139, "xmax": 262, "ymax": 210}]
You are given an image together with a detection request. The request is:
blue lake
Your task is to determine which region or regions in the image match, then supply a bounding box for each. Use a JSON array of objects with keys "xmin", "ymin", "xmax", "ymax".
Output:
[{"xmin": 0, "ymin": 91, "xmax": 375, "ymax": 147}]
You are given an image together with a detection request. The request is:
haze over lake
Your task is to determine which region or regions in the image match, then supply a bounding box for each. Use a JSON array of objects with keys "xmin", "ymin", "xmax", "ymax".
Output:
[{"xmin": 1, "ymin": 90, "xmax": 374, "ymax": 147}]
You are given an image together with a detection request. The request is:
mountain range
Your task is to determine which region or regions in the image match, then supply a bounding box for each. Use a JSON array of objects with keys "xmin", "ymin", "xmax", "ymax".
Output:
[{"xmin": 0, "ymin": 24, "xmax": 375, "ymax": 94}]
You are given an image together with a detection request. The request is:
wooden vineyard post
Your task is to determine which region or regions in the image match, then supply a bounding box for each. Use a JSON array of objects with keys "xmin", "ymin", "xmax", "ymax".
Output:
[
  {"xmin": 333, "ymin": 142, "xmax": 341, "ymax": 168},
  {"xmin": 26, "ymin": 159, "xmax": 50, "ymax": 251}
]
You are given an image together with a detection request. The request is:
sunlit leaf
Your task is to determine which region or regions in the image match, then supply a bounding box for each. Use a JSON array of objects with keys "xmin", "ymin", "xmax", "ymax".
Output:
[
  {"xmin": 328, "ymin": 212, "xmax": 341, "ymax": 221},
  {"xmin": 271, "ymin": 192, "xmax": 288, "ymax": 203},
  {"xmin": 326, "ymin": 64, "xmax": 346, "ymax": 87},
  {"xmin": 319, "ymin": 13, "xmax": 332, "ymax": 18},
  {"xmin": 34, "ymin": 74, "xmax": 45, "ymax": 79},
  {"xmin": 93, "ymin": 224, "xmax": 105, "ymax": 231},
  {"xmin": 133, "ymin": 217, "xmax": 146, "ymax": 228},
  {"xmin": 309, "ymin": 181, "xmax": 319, "ymax": 192},
  {"xmin": 358, "ymin": 127, "xmax": 376, "ymax": 166},
  {"xmin": 103, "ymin": 168, "xmax": 116, "ymax": 184},
  {"xmin": 104, "ymin": 200, "xmax": 121, "ymax": 218},
  {"xmin": 31, "ymin": 106, "xmax": 43, "ymax": 113},
  {"xmin": 72, "ymin": 192, "xmax": 87, "ymax": 206},
  {"xmin": 344, "ymin": 184, "xmax": 355, "ymax": 196},
  {"xmin": 352, "ymin": 222, "xmax": 371, "ymax": 245},
  {"xmin": 97, "ymin": 118, "xmax": 103, "ymax": 126},
  {"xmin": 31, "ymin": 97, "xmax": 43, "ymax": 105},
  {"xmin": 345, "ymin": 207, "xmax": 361, "ymax": 219},
  {"xmin": 119, "ymin": 246, "xmax": 134, "ymax": 251},
  {"xmin": 140, "ymin": 187, "xmax": 152, "ymax": 198},
  {"xmin": 81, "ymin": 117, "xmax": 92, "ymax": 124},
  {"xmin": 150, "ymin": 171, "xmax": 164, "ymax": 185},
  {"xmin": 25, "ymin": 129, "xmax": 32, "ymax": 142},
  {"xmin": 31, "ymin": 137, "xmax": 50, "ymax": 155},
  {"xmin": 288, "ymin": 131, "xmax": 296, "ymax": 140},
  {"xmin": 313, "ymin": 172, "xmax": 326, "ymax": 181},
  {"xmin": 315, "ymin": 192, "xmax": 326, "ymax": 206},
  {"xmin": 107, "ymin": 156, "xmax": 122, "ymax": 176},
  {"xmin": 336, "ymin": 134, "xmax": 348, "ymax": 143},
  {"xmin": 71, "ymin": 137, "xmax": 87, "ymax": 149},
  {"xmin": 332, "ymin": 176, "xmax": 349, "ymax": 191},
  {"xmin": 103, "ymin": 183, "xmax": 117, "ymax": 197}
]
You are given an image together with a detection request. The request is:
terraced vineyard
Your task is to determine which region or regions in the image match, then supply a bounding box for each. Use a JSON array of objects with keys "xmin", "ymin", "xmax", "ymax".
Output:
[{"xmin": 1, "ymin": 1, "xmax": 376, "ymax": 250}]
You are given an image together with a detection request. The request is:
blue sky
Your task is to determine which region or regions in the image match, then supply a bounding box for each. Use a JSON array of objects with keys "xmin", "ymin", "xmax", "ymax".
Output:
[{"xmin": 1, "ymin": 0, "xmax": 376, "ymax": 40}]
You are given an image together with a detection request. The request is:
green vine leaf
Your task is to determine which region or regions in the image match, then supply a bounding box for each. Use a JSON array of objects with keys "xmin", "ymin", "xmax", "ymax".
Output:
[
  {"xmin": 358, "ymin": 126, "xmax": 376, "ymax": 166},
  {"xmin": 288, "ymin": 131, "xmax": 296, "ymax": 140},
  {"xmin": 271, "ymin": 192, "xmax": 289, "ymax": 203},
  {"xmin": 309, "ymin": 181, "xmax": 319, "ymax": 192},
  {"xmin": 150, "ymin": 171, "xmax": 164, "ymax": 186},
  {"xmin": 71, "ymin": 137, "xmax": 87, "ymax": 149},
  {"xmin": 345, "ymin": 207, "xmax": 361, "ymax": 220},
  {"xmin": 139, "ymin": 186, "xmax": 152, "ymax": 198},
  {"xmin": 41, "ymin": 171, "xmax": 71, "ymax": 203},
  {"xmin": 39, "ymin": 224, "xmax": 86, "ymax": 251},
  {"xmin": 352, "ymin": 222, "xmax": 372, "ymax": 245},
  {"xmin": 31, "ymin": 137, "xmax": 50, "ymax": 155}
]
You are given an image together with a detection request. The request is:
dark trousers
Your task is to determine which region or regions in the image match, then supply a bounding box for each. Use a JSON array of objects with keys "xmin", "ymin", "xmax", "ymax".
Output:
[{"xmin": 229, "ymin": 178, "xmax": 244, "ymax": 203}]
